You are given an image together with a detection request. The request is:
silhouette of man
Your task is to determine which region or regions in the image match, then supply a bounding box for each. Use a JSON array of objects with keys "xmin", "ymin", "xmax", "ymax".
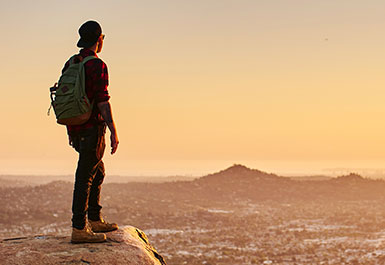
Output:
[{"xmin": 61, "ymin": 20, "xmax": 119, "ymax": 243}]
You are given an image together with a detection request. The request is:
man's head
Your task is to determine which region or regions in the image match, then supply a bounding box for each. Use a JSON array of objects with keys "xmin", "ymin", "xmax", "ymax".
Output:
[{"xmin": 77, "ymin": 21, "xmax": 104, "ymax": 53}]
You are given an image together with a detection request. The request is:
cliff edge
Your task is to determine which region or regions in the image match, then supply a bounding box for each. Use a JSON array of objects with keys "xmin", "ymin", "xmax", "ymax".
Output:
[{"xmin": 0, "ymin": 226, "xmax": 166, "ymax": 265}]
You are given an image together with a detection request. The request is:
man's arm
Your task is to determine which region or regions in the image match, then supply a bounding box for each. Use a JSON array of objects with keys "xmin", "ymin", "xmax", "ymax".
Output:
[{"xmin": 97, "ymin": 101, "xmax": 119, "ymax": 154}]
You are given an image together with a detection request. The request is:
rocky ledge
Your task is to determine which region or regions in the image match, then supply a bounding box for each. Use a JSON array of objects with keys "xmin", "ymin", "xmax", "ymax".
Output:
[{"xmin": 0, "ymin": 226, "xmax": 167, "ymax": 265}]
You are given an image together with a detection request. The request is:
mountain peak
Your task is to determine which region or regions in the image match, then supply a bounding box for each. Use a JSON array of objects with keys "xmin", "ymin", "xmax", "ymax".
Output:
[
  {"xmin": 196, "ymin": 164, "xmax": 279, "ymax": 183},
  {"xmin": 335, "ymin": 173, "xmax": 365, "ymax": 182},
  {"xmin": 223, "ymin": 164, "xmax": 252, "ymax": 173}
]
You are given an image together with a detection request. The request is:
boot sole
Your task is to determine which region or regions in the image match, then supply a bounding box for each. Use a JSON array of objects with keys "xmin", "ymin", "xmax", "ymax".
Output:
[{"xmin": 93, "ymin": 227, "xmax": 119, "ymax": 233}]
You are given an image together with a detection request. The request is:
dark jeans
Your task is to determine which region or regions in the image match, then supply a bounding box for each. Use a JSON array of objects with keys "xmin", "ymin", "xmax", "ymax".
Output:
[{"xmin": 71, "ymin": 124, "xmax": 106, "ymax": 229}]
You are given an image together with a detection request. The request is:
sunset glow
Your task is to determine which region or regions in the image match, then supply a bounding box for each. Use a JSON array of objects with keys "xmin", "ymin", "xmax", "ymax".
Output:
[{"xmin": 1, "ymin": 0, "xmax": 385, "ymax": 176}]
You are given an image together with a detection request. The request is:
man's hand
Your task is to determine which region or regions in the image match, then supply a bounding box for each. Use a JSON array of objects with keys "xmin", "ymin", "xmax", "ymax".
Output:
[
  {"xmin": 110, "ymin": 132, "xmax": 119, "ymax": 155},
  {"xmin": 68, "ymin": 135, "xmax": 73, "ymax": 147}
]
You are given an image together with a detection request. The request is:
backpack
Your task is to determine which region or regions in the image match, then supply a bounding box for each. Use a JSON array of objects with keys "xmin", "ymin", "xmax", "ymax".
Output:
[{"xmin": 49, "ymin": 55, "xmax": 97, "ymax": 125}]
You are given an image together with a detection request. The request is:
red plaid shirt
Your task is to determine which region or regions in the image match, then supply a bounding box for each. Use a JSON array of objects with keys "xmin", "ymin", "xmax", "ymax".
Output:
[{"xmin": 61, "ymin": 49, "xmax": 110, "ymax": 136}]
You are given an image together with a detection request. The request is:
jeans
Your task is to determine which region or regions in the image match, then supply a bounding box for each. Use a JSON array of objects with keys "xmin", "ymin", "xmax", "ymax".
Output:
[{"xmin": 71, "ymin": 124, "xmax": 106, "ymax": 229}]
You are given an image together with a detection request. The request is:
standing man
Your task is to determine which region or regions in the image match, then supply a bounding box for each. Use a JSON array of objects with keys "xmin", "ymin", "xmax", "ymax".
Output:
[{"xmin": 62, "ymin": 20, "xmax": 119, "ymax": 243}]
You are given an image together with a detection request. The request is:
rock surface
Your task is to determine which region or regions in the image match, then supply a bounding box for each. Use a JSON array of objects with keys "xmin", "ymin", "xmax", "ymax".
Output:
[{"xmin": 0, "ymin": 226, "xmax": 167, "ymax": 265}]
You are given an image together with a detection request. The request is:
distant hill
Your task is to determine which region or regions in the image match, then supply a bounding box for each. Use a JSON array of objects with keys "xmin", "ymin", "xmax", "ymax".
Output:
[
  {"xmin": 0, "ymin": 177, "xmax": 33, "ymax": 187},
  {"xmin": 334, "ymin": 173, "xmax": 365, "ymax": 182},
  {"xmin": 289, "ymin": 175, "xmax": 332, "ymax": 181},
  {"xmin": 197, "ymin": 164, "xmax": 281, "ymax": 183},
  {"xmin": 148, "ymin": 164, "xmax": 385, "ymax": 203}
]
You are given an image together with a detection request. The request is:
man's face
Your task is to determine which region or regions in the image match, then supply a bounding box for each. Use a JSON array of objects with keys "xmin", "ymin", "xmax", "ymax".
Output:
[{"xmin": 97, "ymin": 34, "xmax": 105, "ymax": 53}]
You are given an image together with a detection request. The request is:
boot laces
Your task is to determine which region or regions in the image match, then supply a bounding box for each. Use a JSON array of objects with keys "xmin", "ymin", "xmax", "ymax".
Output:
[{"xmin": 85, "ymin": 221, "xmax": 95, "ymax": 234}]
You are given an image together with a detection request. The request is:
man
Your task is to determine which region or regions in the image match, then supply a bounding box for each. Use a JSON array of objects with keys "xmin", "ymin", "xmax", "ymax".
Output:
[{"xmin": 62, "ymin": 20, "xmax": 119, "ymax": 243}]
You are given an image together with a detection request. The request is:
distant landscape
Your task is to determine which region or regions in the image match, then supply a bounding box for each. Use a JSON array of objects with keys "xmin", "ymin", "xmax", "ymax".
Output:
[
  {"xmin": 0, "ymin": 174, "xmax": 197, "ymax": 187},
  {"xmin": 2, "ymin": 164, "xmax": 385, "ymax": 264}
]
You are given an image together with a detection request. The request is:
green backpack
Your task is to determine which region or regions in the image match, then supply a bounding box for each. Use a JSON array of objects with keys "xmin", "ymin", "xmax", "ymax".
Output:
[{"xmin": 49, "ymin": 55, "xmax": 97, "ymax": 125}]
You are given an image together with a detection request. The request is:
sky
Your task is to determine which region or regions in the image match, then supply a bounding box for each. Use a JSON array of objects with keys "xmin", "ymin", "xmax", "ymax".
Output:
[{"xmin": 1, "ymin": 0, "xmax": 385, "ymax": 176}]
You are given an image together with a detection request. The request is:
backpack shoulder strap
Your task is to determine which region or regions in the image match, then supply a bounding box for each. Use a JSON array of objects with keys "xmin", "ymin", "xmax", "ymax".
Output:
[
  {"xmin": 81, "ymin": 55, "xmax": 99, "ymax": 65},
  {"xmin": 67, "ymin": 54, "xmax": 98, "ymax": 66}
]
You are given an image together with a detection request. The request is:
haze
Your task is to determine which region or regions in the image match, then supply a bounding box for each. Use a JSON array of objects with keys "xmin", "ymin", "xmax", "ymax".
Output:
[{"xmin": 1, "ymin": 0, "xmax": 385, "ymax": 176}]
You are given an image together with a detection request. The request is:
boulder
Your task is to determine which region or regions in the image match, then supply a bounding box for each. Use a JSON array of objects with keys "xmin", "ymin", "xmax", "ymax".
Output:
[{"xmin": 0, "ymin": 226, "xmax": 167, "ymax": 265}]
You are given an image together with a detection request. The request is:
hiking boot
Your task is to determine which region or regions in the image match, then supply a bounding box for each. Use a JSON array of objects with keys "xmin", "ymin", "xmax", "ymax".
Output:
[
  {"xmin": 89, "ymin": 217, "xmax": 119, "ymax": 233},
  {"xmin": 71, "ymin": 222, "xmax": 107, "ymax": 243}
]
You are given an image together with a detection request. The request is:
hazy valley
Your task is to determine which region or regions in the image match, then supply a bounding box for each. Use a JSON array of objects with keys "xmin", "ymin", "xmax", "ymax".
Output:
[{"xmin": 2, "ymin": 165, "xmax": 385, "ymax": 264}]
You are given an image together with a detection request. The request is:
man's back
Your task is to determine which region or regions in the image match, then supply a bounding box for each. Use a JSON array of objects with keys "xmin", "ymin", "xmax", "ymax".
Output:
[{"xmin": 62, "ymin": 48, "xmax": 110, "ymax": 136}]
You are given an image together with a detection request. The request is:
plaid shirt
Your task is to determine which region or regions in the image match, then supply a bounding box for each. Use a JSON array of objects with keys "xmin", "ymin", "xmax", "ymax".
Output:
[{"xmin": 61, "ymin": 49, "xmax": 110, "ymax": 136}]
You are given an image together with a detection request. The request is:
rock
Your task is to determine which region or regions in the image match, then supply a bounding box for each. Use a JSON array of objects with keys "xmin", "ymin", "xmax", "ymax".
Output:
[{"xmin": 0, "ymin": 226, "xmax": 167, "ymax": 265}]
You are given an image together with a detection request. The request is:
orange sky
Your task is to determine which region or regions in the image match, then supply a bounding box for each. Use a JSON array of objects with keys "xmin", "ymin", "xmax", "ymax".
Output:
[{"xmin": 1, "ymin": 0, "xmax": 385, "ymax": 176}]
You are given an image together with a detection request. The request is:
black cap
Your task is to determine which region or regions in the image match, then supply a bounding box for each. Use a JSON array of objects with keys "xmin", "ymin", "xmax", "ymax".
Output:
[{"xmin": 77, "ymin": 21, "xmax": 102, "ymax": 48}]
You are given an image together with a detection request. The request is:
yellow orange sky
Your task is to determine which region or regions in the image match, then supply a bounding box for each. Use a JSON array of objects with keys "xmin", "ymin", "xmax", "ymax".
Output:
[{"xmin": 1, "ymin": 0, "xmax": 385, "ymax": 176}]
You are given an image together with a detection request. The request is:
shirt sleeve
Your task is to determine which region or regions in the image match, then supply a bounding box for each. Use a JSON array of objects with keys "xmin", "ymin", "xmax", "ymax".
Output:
[{"xmin": 86, "ymin": 59, "xmax": 110, "ymax": 103}]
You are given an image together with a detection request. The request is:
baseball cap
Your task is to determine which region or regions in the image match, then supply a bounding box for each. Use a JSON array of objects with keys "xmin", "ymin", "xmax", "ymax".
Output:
[{"xmin": 77, "ymin": 21, "xmax": 102, "ymax": 48}]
